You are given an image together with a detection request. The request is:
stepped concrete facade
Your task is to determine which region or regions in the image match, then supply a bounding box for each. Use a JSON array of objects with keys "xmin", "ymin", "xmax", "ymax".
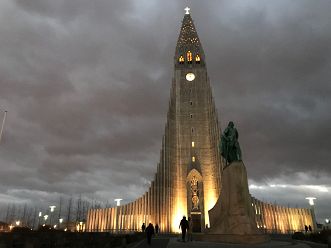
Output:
[{"xmin": 86, "ymin": 10, "xmax": 315, "ymax": 234}]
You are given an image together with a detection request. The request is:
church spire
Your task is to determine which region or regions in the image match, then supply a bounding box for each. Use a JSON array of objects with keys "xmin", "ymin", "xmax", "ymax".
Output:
[{"xmin": 175, "ymin": 7, "xmax": 205, "ymax": 66}]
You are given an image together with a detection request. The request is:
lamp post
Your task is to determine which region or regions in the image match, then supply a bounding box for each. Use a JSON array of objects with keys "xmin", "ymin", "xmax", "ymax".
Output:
[
  {"xmin": 0, "ymin": 110, "xmax": 7, "ymax": 144},
  {"xmin": 114, "ymin": 199, "xmax": 122, "ymax": 207},
  {"xmin": 305, "ymin": 197, "xmax": 317, "ymax": 232},
  {"xmin": 49, "ymin": 205, "xmax": 56, "ymax": 226},
  {"xmin": 44, "ymin": 215, "xmax": 48, "ymax": 226},
  {"xmin": 38, "ymin": 212, "xmax": 42, "ymax": 228},
  {"xmin": 59, "ymin": 218, "xmax": 63, "ymax": 229}
]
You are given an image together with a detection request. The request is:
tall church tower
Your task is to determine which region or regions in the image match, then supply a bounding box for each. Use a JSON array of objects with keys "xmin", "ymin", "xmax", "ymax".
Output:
[
  {"xmin": 168, "ymin": 8, "xmax": 222, "ymax": 231},
  {"xmin": 86, "ymin": 8, "xmax": 223, "ymax": 233}
]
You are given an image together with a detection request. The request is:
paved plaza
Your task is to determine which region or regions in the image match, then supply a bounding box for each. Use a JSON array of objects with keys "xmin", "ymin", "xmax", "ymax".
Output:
[{"xmin": 130, "ymin": 236, "xmax": 328, "ymax": 248}]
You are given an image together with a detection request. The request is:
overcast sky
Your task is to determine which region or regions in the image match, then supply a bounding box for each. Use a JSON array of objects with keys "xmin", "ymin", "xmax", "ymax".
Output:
[{"xmin": 0, "ymin": 0, "xmax": 330, "ymax": 223}]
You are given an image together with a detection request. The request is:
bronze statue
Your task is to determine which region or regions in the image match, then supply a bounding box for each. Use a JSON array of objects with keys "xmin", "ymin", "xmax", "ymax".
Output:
[{"xmin": 220, "ymin": 121, "xmax": 242, "ymax": 166}]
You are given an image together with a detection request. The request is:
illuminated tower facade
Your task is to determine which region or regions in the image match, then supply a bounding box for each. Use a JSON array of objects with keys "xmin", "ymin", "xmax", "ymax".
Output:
[{"xmin": 169, "ymin": 9, "xmax": 222, "ymax": 231}]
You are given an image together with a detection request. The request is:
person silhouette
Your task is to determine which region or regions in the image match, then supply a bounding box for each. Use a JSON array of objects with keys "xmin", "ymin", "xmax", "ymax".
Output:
[
  {"xmin": 141, "ymin": 223, "xmax": 146, "ymax": 232},
  {"xmin": 179, "ymin": 216, "xmax": 189, "ymax": 242},
  {"xmin": 155, "ymin": 224, "xmax": 159, "ymax": 235},
  {"xmin": 145, "ymin": 223, "xmax": 155, "ymax": 245}
]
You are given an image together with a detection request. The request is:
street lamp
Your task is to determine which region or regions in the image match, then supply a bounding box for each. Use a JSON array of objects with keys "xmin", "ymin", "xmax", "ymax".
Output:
[
  {"xmin": 44, "ymin": 214, "xmax": 48, "ymax": 225},
  {"xmin": 305, "ymin": 197, "xmax": 316, "ymax": 206},
  {"xmin": 305, "ymin": 197, "xmax": 317, "ymax": 232},
  {"xmin": 114, "ymin": 199, "xmax": 123, "ymax": 206},
  {"xmin": 49, "ymin": 205, "xmax": 56, "ymax": 226},
  {"xmin": 37, "ymin": 211, "xmax": 43, "ymax": 227},
  {"xmin": 0, "ymin": 110, "xmax": 7, "ymax": 144}
]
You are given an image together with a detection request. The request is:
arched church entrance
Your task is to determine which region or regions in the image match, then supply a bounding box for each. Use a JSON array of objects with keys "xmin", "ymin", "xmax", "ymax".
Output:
[{"xmin": 186, "ymin": 169, "xmax": 204, "ymax": 232}]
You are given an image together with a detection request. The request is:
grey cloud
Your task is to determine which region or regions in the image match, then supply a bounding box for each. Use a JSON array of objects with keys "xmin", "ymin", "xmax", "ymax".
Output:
[{"xmin": 0, "ymin": 0, "xmax": 330, "ymax": 222}]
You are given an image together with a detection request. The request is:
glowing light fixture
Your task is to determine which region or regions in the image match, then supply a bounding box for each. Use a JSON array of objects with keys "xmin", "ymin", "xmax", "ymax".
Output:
[
  {"xmin": 44, "ymin": 215, "xmax": 49, "ymax": 221},
  {"xmin": 15, "ymin": 220, "xmax": 20, "ymax": 226},
  {"xmin": 59, "ymin": 218, "xmax": 63, "ymax": 224},
  {"xmin": 114, "ymin": 199, "xmax": 123, "ymax": 206},
  {"xmin": 305, "ymin": 197, "xmax": 316, "ymax": 206},
  {"xmin": 49, "ymin": 205, "xmax": 56, "ymax": 212},
  {"xmin": 39, "ymin": 212, "xmax": 42, "ymax": 217}
]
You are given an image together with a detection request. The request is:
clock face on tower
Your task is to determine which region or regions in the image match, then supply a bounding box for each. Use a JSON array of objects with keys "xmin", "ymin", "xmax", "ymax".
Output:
[{"xmin": 186, "ymin": 72, "xmax": 195, "ymax": 81}]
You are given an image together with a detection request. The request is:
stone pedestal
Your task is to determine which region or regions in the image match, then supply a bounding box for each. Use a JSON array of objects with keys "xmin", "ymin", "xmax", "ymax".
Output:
[{"xmin": 206, "ymin": 161, "xmax": 269, "ymax": 244}]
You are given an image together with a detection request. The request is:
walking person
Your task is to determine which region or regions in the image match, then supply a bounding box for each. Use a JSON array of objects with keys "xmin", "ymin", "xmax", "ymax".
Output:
[
  {"xmin": 304, "ymin": 225, "xmax": 308, "ymax": 233},
  {"xmin": 179, "ymin": 216, "xmax": 189, "ymax": 242},
  {"xmin": 145, "ymin": 223, "xmax": 155, "ymax": 245},
  {"xmin": 155, "ymin": 223, "xmax": 159, "ymax": 236},
  {"xmin": 141, "ymin": 223, "xmax": 146, "ymax": 232},
  {"xmin": 187, "ymin": 217, "xmax": 193, "ymax": 241}
]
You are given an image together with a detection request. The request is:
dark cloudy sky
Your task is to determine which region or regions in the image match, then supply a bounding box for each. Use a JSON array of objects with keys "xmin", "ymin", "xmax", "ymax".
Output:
[{"xmin": 0, "ymin": 0, "xmax": 330, "ymax": 223}]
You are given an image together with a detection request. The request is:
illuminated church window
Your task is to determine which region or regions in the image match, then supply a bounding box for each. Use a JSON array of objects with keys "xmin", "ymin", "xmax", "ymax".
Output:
[
  {"xmin": 187, "ymin": 51, "xmax": 192, "ymax": 64},
  {"xmin": 192, "ymin": 156, "xmax": 195, "ymax": 162},
  {"xmin": 179, "ymin": 55, "xmax": 184, "ymax": 64},
  {"xmin": 195, "ymin": 54, "xmax": 201, "ymax": 64},
  {"xmin": 192, "ymin": 141, "xmax": 195, "ymax": 147}
]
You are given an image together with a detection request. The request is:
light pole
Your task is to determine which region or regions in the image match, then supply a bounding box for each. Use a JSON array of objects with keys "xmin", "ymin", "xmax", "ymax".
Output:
[
  {"xmin": 0, "ymin": 110, "xmax": 7, "ymax": 144},
  {"xmin": 114, "ymin": 199, "xmax": 123, "ymax": 207},
  {"xmin": 44, "ymin": 215, "xmax": 48, "ymax": 226},
  {"xmin": 49, "ymin": 205, "xmax": 56, "ymax": 227},
  {"xmin": 59, "ymin": 218, "xmax": 63, "ymax": 229},
  {"xmin": 305, "ymin": 197, "xmax": 317, "ymax": 231},
  {"xmin": 38, "ymin": 212, "xmax": 42, "ymax": 228}
]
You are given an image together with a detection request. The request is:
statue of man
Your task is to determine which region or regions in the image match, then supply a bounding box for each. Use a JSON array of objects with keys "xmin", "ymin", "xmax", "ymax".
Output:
[{"xmin": 220, "ymin": 121, "xmax": 242, "ymax": 166}]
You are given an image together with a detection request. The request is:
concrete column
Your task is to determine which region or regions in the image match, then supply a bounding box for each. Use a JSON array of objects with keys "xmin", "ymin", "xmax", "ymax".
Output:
[
  {"xmin": 148, "ymin": 188, "xmax": 151, "ymax": 222},
  {"xmin": 129, "ymin": 202, "xmax": 133, "ymax": 230},
  {"xmin": 86, "ymin": 210, "xmax": 91, "ymax": 231},
  {"xmin": 144, "ymin": 193, "xmax": 147, "ymax": 224},
  {"xmin": 133, "ymin": 201, "xmax": 137, "ymax": 230}
]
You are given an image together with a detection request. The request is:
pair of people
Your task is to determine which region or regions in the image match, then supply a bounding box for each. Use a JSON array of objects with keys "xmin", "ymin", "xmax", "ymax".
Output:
[
  {"xmin": 142, "ymin": 222, "xmax": 160, "ymax": 245},
  {"xmin": 179, "ymin": 216, "xmax": 193, "ymax": 242}
]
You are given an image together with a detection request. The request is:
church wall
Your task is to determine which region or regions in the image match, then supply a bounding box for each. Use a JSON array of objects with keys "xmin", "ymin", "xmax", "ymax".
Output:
[
  {"xmin": 251, "ymin": 197, "xmax": 315, "ymax": 234},
  {"xmin": 86, "ymin": 197, "xmax": 315, "ymax": 234}
]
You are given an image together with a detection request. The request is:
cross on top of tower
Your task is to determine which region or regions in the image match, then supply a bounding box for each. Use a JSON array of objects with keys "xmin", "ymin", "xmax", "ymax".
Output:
[{"xmin": 184, "ymin": 7, "xmax": 190, "ymax": 15}]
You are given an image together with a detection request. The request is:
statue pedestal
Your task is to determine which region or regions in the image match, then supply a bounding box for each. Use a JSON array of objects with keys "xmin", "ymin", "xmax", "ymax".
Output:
[{"xmin": 206, "ymin": 161, "xmax": 269, "ymax": 244}]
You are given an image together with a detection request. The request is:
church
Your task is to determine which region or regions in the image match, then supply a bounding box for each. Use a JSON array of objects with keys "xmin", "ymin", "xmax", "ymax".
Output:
[{"xmin": 86, "ymin": 8, "xmax": 315, "ymax": 234}]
